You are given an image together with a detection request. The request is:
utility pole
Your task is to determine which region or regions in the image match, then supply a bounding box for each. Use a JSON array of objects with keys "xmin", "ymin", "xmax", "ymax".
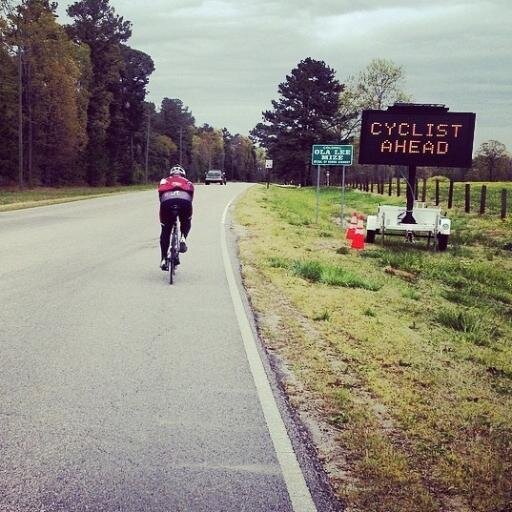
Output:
[
  {"xmin": 144, "ymin": 109, "xmax": 150, "ymax": 183},
  {"xmin": 27, "ymin": 58, "xmax": 32, "ymax": 186},
  {"xmin": 179, "ymin": 126, "xmax": 183, "ymax": 165},
  {"xmin": 17, "ymin": 30, "xmax": 23, "ymax": 188}
]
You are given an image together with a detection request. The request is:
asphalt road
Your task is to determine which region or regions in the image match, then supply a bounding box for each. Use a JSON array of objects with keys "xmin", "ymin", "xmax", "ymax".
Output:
[{"xmin": 0, "ymin": 184, "xmax": 331, "ymax": 512}]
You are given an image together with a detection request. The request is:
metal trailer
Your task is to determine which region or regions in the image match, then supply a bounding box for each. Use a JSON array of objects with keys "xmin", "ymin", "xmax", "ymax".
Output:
[{"xmin": 365, "ymin": 203, "xmax": 451, "ymax": 250}]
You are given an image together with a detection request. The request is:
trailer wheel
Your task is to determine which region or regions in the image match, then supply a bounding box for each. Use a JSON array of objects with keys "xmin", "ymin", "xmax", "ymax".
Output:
[
  {"xmin": 437, "ymin": 234, "xmax": 449, "ymax": 251},
  {"xmin": 366, "ymin": 230, "xmax": 376, "ymax": 243}
]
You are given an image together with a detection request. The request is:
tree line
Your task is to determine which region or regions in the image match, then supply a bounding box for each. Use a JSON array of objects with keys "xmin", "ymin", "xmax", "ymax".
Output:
[
  {"xmin": 2, "ymin": 1, "xmax": 509, "ymax": 189},
  {"xmin": 251, "ymin": 57, "xmax": 512, "ymax": 186},
  {"xmin": 0, "ymin": 0, "xmax": 262, "ymax": 187}
]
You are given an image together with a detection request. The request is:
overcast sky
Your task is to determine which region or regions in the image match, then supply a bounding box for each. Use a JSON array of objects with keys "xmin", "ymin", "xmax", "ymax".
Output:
[{"xmin": 56, "ymin": 0, "xmax": 512, "ymax": 152}]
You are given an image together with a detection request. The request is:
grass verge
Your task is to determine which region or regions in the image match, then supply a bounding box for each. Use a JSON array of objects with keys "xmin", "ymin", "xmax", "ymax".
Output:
[
  {"xmin": 235, "ymin": 185, "xmax": 512, "ymax": 512},
  {"xmin": 270, "ymin": 257, "xmax": 382, "ymax": 290},
  {"xmin": 0, "ymin": 184, "xmax": 154, "ymax": 211}
]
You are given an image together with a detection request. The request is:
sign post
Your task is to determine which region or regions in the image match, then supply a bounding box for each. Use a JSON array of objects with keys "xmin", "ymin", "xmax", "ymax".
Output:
[
  {"xmin": 404, "ymin": 165, "xmax": 417, "ymax": 223},
  {"xmin": 311, "ymin": 144, "xmax": 353, "ymax": 225},
  {"xmin": 341, "ymin": 165, "xmax": 346, "ymax": 228},
  {"xmin": 265, "ymin": 159, "xmax": 273, "ymax": 189},
  {"xmin": 316, "ymin": 165, "xmax": 321, "ymax": 222}
]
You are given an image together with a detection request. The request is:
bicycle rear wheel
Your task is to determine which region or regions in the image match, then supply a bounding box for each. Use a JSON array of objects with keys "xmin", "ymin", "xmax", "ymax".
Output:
[
  {"xmin": 169, "ymin": 252, "xmax": 175, "ymax": 284},
  {"xmin": 168, "ymin": 224, "xmax": 178, "ymax": 285}
]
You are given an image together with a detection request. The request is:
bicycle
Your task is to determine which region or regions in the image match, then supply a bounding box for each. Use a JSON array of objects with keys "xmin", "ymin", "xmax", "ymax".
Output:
[{"xmin": 166, "ymin": 206, "xmax": 181, "ymax": 285}]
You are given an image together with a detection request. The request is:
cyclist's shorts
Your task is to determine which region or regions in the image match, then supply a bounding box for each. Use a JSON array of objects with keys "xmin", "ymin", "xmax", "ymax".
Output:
[
  {"xmin": 160, "ymin": 197, "xmax": 193, "ymax": 225},
  {"xmin": 160, "ymin": 189, "xmax": 192, "ymax": 203}
]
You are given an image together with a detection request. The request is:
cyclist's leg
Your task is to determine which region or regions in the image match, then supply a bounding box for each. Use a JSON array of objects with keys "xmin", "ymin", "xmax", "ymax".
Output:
[
  {"xmin": 177, "ymin": 200, "xmax": 193, "ymax": 252},
  {"xmin": 160, "ymin": 200, "xmax": 178, "ymax": 261},
  {"xmin": 160, "ymin": 223, "xmax": 172, "ymax": 260}
]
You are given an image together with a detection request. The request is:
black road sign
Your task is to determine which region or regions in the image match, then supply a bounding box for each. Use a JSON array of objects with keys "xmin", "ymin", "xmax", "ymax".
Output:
[{"xmin": 358, "ymin": 104, "xmax": 476, "ymax": 168}]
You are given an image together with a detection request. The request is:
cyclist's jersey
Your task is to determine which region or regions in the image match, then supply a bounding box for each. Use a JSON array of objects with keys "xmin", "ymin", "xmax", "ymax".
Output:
[{"xmin": 158, "ymin": 176, "xmax": 194, "ymax": 203}]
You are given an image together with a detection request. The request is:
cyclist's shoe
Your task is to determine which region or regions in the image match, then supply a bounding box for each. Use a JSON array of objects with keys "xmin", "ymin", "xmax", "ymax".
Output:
[
  {"xmin": 160, "ymin": 258, "xmax": 168, "ymax": 271},
  {"xmin": 179, "ymin": 240, "xmax": 188, "ymax": 253},
  {"xmin": 174, "ymin": 255, "xmax": 180, "ymax": 266}
]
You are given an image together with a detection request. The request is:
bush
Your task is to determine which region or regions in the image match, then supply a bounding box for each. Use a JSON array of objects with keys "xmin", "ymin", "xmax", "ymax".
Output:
[
  {"xmin": 291, "ymin": 259, "xmax": 382, "ymax": 291},
  {"xmin": 291, "ymin": 260, "xmax": 323, "ymax": 282}
]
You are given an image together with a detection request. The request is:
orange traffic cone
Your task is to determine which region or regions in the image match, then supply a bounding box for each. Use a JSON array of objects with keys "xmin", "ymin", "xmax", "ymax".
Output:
[
  {"xmin": 351, "ymin": 215, "xmax": 365, "ymax": 250},
  {"xmin": 345, "ymin": 211, "xmax": 357, "ymax": 240}
]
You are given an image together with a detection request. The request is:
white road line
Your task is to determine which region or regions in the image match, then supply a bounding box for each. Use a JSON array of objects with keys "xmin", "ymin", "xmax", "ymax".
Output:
[{"xmin": 221, "ymin": 199, "xmax": 317, "ymax": 512}]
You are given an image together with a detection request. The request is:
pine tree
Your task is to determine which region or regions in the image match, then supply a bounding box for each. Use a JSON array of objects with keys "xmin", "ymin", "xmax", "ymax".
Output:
[
  {"xmin": 251, "ymin": 57, "xmax": 343, "ymax": 186},
  {"xmin": 155, "ymin": 98, "xmax": 195, "ymax": 171},
  {"xmin": 67, "ymin": 0, "xmax": 131, "ymax": 185},
  {"xmin": 107, "ymin": 45, "xmax": 154, "ymax": 184}
]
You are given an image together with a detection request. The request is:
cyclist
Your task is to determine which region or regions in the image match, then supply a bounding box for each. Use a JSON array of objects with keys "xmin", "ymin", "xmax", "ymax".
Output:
[{"xmin": 158, "ymin": 164, "xmax": 194, "ymax": 270}]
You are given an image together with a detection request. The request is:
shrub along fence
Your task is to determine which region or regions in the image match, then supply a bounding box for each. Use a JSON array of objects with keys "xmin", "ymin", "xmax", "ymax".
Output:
[{"xmin": 347, "ymin": 177, "xmax": 512, "ymax": 218}]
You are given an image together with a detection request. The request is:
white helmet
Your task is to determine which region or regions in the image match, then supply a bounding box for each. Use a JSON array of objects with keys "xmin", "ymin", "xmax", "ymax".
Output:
[{"xmin": 169, "ymin": 164, "xmax": 186, "ymax": 177}]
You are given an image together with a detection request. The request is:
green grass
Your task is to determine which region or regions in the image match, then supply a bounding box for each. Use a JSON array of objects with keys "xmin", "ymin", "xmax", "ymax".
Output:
[
  {"xmin": 377, "ymin": 250, "xmax": 426, "ymax": 274},
  {"xmin": 313, "ymin": 310, "xmax": 331, "ymax": 321},
  {"xmin": 267, "ymin": 256, "xmax": 290, "ymax": 269},
  {"xmin": 437, "ymin": 307, "xmax": 500, "ymax": 346},
  {"xmin": 235, "ymin": 183, "xmax": 512, "ymax": 512},
  {"xmin": 402, "ymin": 288, "xmax": 421, "ymax": 300},
  {"xmin": 267, "ymin": 255, "xmax": 382, "ymax": 290},
  {"xmin": 362, "ymin": 242, "xmax": 511, "ymax": 325},
  {"xmin": 0, "ymin": 184, "xmax": 155, "ymax": 211},
  {"xmin": 291, "ymin": 260, "xmax": 323, "ymax": 281},
  {"xmin": 320, "ymin": 264, "xmax": 381, "ymax": 290}
]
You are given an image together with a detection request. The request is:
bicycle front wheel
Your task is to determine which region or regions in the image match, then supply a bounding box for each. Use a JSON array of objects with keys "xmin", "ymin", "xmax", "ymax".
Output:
[{"xmin": 168, "ymin": 225, "xmax": 178, "ymax": 285}]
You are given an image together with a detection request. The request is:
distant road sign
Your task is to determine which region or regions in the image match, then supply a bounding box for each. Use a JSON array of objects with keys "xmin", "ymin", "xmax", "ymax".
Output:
[
  {"xmin": 265, "ymin": 159, "xmax": 273, "ymax": 169},
  {"xmin": 312, "ymin": 145, "xmax": 353, "ymax": 166},
  {"xmin": 359, "ymin": 106, "xmax": 476, "ymax": 168}
]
